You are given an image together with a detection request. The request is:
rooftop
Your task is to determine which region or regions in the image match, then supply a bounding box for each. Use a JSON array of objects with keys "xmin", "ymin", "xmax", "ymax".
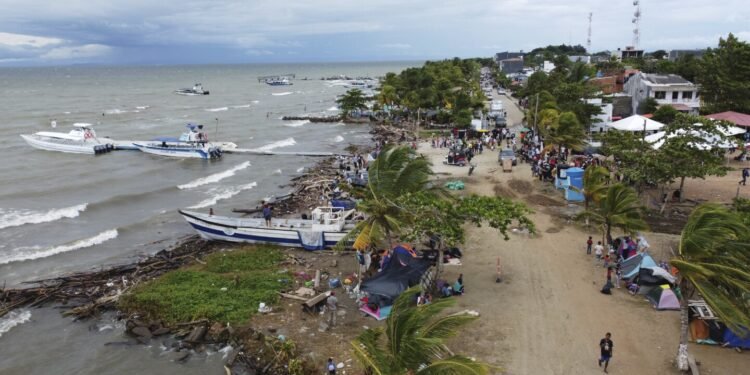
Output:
[
  {"xmin": 642, "ymin": 73, "xmax": 693, "ymax": 85},
  {"xmin": 706, "ymin": 111, "xmax": 750, "ymax": 127}
]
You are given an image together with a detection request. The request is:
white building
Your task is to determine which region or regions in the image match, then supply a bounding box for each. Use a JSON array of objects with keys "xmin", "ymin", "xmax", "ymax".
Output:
[
  {"xmin": 586, "ymin": 98, "xmax": 613, "ymax": 133},
  {"xmin": 542, "ymin": 61, "xmax": 556, "ymax": 73},
  {"xmin": 568, "ymin": 55, "xmax": 592, "ymax": 64},
  {"xmin": 623, "ymin": 72, "xmax": 700, "ymax": 115}
]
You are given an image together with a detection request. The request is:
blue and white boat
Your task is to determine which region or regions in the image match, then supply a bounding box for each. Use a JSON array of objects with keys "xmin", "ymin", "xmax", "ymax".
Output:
[
  {"xmin": 134, "ymin": 124, "xmax": 223, "ymax": 159},
  {"xmin": 265, "ymin": 78, "xmax": 293, "ymax": 86},
  {"xmin": 179, "ymin": 207, "xmax": 356, "ymax": 250}
]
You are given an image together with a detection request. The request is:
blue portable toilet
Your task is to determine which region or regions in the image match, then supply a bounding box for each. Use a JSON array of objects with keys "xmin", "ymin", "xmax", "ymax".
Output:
[
  {"xmin": 555, "ymin": 165, "xmax": 570, "ymax": 190},
  {"xmin": 565, "ymin": 167, "xmax": 585, "ymax": 201}
]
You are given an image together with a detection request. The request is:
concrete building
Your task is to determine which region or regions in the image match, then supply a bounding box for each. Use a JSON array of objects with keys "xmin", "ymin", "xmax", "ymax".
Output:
[
  {"xmin": 542, "ymin": 61, "xmax": 555, "ymax": 73},
  {"xmin": 668, "ymin": 49, "xmax": 706, "ymax": 61},
  {"xmin": 586, "ymin": 98, "xmax": 613, "ymax": 133},
  {"xmin": 568, "ymin": 55, "xmax": 592, "ymax": 64},
  {"xmin": 499, "ymin": 58, "xmax": 524, "ymax": 74},
  {"xmin": 623, "ymin": 72, "xmax": 700, "ymax": 115},
  {"xmin": 494, "ymin": 51, "xmax": 525, "ymax": 63},
  {"xmin": 614, "ymin": 46, "xmax": 644, "ymax": 60}
]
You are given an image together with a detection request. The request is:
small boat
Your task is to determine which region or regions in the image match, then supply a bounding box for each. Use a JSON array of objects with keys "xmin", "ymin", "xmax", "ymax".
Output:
[
  {"xmin": 179, "ymin": 207, "xmax": 357, "ymax": 250},
  {"xmin": 134, "ymin": 124, "xmax": 223, "ymax": 159},
  {"xmin": 265, "ymin": 78, "xmax": 293, "ymax": 86},
  {"xmin": 174, "ymin": 83, "xmax": 209, "ymax": 96},
  {"xmin": 20, "ymin": 123, "xmax": 115, "ymax": 155}
]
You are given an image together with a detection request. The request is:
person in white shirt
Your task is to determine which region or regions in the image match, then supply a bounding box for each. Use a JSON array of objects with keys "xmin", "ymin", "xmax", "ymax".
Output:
[{"xmin": 593, "ymin": 241, "xmax": 604, "ymax": 259}]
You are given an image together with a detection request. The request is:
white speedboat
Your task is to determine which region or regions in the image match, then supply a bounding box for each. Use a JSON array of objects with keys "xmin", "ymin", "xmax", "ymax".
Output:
[
  {"xmin": 265, "ymin": 78, "xmax": 292, "ymax": 86},
  {"xmin": 179, "ymin": 207, "xmax": 356, "ymax": 250},
  {"xmin": 20, "ymin": 123, "xmax": 115, "ymax": 155},
  {"xmin": 133, "ymin": 124, "xmax": 223, "ymax": 159},
  {"xmin": 174, "ymin": 83, "xmax": 209, "ymax": 96}
]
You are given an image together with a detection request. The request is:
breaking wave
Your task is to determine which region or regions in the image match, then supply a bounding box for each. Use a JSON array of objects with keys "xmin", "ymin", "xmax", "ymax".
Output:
[
  {"xmin": 0, "ymin": 310, "xmax": 31, "ymax": 338},
  {"xmin": 188, "ymin": 182, "xmax": 258, "ymax": 209},
  {"xmin": 0, "ymin": 204, "xmax": 87, "ymax": 230},
  {"xmin": 253, "ymin": 138, "xmax": 296, "ymax": 152},
  {"xmin": 178, "ymin": 161, "xmax": 251, "ymax": 189},
  {"xmin": 205, "ymin": 107, "xmax": 229, "ymax": 112},
  {"xmin": 326, "ymin": 106, "xmax": 339, "ymax": 111},
  {"xmin": 334, "ymin": 135, "xmax": 345, "ymax": 143},
  {"xmin": 283, "ymin": 120, "xmax": 309, "ymax": 128},
  {"xmin": 271, "ymin": 92, "xmax": 293, "ymax": 96},
  {"xmin": 0, "ymin": 229, "xmax": 118, "ymax": 265}
]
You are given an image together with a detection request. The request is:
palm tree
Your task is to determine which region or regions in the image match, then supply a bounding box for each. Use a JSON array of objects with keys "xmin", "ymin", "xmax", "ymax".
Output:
[
  {"xmin": 580, "ymin": 183, "xmax": 649, "ymax": 245},
  {"xmin": 337, "ymin": 89, "xmax": 369, "ymax": 120},
  {"xmin": 669, "ymin": 204, "xmax": 750, "ymax": 371},
  {"xmin": 347, "ymin": 146, "xmax": 433, "ymax": 250},
  {"xmin": 352, "ymin": 286, "xmax": 492, "ymax": 374},
  {"xmin": 573, "ymin": 166, "xmax": 610, "ymax": 226}
]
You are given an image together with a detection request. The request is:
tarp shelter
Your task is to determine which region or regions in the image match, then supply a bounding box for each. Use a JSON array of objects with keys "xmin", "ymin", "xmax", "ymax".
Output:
[
  {"xmin": 621, "ymin": 252, "xmax": 658, "ymax": 280},
  {"xmin": 645, "ymin": 285, "xmax": 680, "ymax": 310},
  {"xmin": 608, "ymin": 115, "xmax": 665, "ymax": 132},
  {"xmin": 723, "ymin": 327, "xmax": 750, "ymax": 349},
  {"xmin": 638, "ymin": 267, "xmax": 677, "ymax": 286},
  {"xmin": 645, "ymin": 126, "xmax": 739, "ymax": 150},
  {"xmin": 360, "ymin": 245, "xmax": 431, "ymax": 307}
]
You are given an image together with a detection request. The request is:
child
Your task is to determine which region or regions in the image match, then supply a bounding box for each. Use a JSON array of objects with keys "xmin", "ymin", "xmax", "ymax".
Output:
[
  {"xmin": 586, "ymin": 236, "xmax": 593, "ymax": 255},
  {"xmin": 603, "ymin": 254, "xmax": 610, "ymax": 269},
  {"xmin": 594, "ymin": 242, "xmax": 603, "ymax": 260}
]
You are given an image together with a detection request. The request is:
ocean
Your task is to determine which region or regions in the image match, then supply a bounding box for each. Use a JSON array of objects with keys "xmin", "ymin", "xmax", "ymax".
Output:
[{"xmin": 0, "ymin": 61, "xmax": 418, "ymax": 374}]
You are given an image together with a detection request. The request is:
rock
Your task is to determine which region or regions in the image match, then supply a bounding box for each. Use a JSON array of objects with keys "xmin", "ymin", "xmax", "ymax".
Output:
[
  {"xmin": 104, "ymin": 340, "xmax": 136, "ymax": 347},
  {"xmin": 337, "ymin": 362, "xmax": 344, "ymax": 369},
  {"xmin": 267, "ymin": 327, "xmax": 277, "ymax": 334},
  {"xmin": 152, "ymin": 327, "xmax": 171, "ymax": 336},
  {"xmin": 135, "ymin": 336, "xmax": 151, "ymax": 345},
  {"xmin": 185, "ymin": 325, "xmax": 207, "ymax": 343},
  {"xmin": 209, "ymin": 322, "xmax": 225, "ymax": 337},
  {"xmin": 318, "ymin": 322, "xmax": 329, "ymax": 332},
  {"xmin": 337, "ymin": 310, "xmax": 346, "ymax": 316},
  {"xmin": 168, "ymin": 351, "xmax": 190, "ymax": 363},
  {"xmin": 132, "ymin": 326, "xmax": 153, "ymax": 338}
]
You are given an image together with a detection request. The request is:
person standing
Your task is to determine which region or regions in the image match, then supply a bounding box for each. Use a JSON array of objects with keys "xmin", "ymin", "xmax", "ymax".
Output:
[
  {"xmin": 262, "ymin": 204, "xmax": 272, "ymax": 227},
  {"xmin": 598, "ymin": 332, "xmax": 614, "ymax": 373},
  {"xmin": 327, "ymin": 358, "xmax": 336, "ymax": 374},
  {"xmin": 594, "ymin": 241, "xmax": 604, "ymax": 260},
  {"xmin": 326, "ymin": 291, "xmax": 338, "ymax": 327},
  {"xmin": 740, "ymin": 168, "xmax": 749, "ymax": 186},
  {"xmin": 586, "ymin": 236, "xmax": 593, "ymax": 255}
]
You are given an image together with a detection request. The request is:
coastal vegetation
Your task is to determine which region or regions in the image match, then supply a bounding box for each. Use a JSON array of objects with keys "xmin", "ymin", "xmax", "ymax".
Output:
[
  {"xmin": 670, "ymin": 204, "xmax": 750, "ymax": 371},
  {"xmin": 337, "ymin": 88, "xmax": 369, "ymax": 119},
  {"xmin": 352, "ymin": 286, "xmax": 491, "ymax": 374},
  {"xmin": 119, "ymin": 246, "xmax": 288, "ymax": 325},
  {"xmin": 579, "ymin": 183, "xmax": 648, "ymax": 245}
]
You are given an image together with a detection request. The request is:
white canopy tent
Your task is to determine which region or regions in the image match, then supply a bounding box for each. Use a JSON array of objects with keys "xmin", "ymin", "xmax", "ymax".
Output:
[
  {"xmin": 645, "ymin": 123, "xmax": 740, "ymax": 150},
  {"xmin": 608, "ymin": 115, "xmax": 665, "ymax": 132}
]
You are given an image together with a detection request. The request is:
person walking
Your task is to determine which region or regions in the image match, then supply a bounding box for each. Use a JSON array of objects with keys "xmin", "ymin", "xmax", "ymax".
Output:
[
  {"xmin": 586, "ymin": 236, "xmax": 593, "ymax": 255},
  {"xmin": 740, "ymin": 168, "xmax": 749, "ymax": 186},
  {"xmin": 598, "ymin": 332, "xmax": 614, "ymax": 373},
  {"xmin": 326, "ymin": 358, "xmax": 337, "ymax": 374},
  {"xmin": 326, "ymin": 291, "xmax": 338, "ymax": 327}
]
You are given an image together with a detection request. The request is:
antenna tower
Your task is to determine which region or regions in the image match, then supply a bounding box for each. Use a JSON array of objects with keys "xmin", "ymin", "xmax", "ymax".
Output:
[
  {"xmin": 632, "ymin": 1, "xmax": 641, "ymax": 48},
  {"xmin": 587, "ymin": 12, "xmax": 593, "ymax": 53}
]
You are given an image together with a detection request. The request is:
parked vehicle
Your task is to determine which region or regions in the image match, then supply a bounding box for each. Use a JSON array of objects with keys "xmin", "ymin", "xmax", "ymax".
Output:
[{"xmin": 498, "ymin": 148, "xmax": 517, "ymax": 166}]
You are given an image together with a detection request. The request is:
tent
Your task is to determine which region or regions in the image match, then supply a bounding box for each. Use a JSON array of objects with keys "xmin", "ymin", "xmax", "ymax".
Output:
[
  {"xmin": 645, "ymin": 126, "xmax": 739, "ymax": 150},
  {"xmin": 637, "ymin": 266, "xmax": 677, "ymax": 286},
  {"xmin": 608, "ymin": 115, "xmax": 665, "ymax": 132},
  {"xmin": 621, "ymin": 252, "xmax": 658, "ymax": 280},
  {"xmin": 360, "ymin": 245, "xmax": 431, "ymax": 307},
  {"xmin": 645, "ymin": 285, "xmax": 680, "ymax": 310}
]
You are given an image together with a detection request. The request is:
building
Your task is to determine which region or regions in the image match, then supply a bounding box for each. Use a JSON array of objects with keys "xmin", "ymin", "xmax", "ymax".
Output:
[
  {"xmin": 542, "ymin": 61, "xmax": 555, "ymax": 73},
  {"xmin": 585, "ymin": 98, "xmax": 613, "ymax": 133},
  {"xmin": 494, "ymin": 51, "xmax": 525, "ymax": 63},
  {"xmin": 668, "ymin": 49, "xmax": 706, "ymax": 62},
  {"xmin": 568, "ymin": 55, "xmax": 592, "ymax": 64},
  {"xmin": 589, "ymin": 76, "xmax": 618, "ymax": 95},
  {"xmin": 499, "ymin": 57, "xmax": 524, "ymax": 74},
  {"xmin": 623, "ymin": 72, "xmax": 700, "ymax": 115},
  {"xmin": 613, "ymin": 46, "xmax": 644, "ymax": 60}
]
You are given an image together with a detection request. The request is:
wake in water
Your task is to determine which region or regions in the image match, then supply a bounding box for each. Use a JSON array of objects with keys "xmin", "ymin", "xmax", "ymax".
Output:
[
  {"xmin": 252, "ymin": 137, "xmax": 296, "ymax": 152},
  {"xmin": 283, "ymin": 120, "xmax": 309, "ymax": 128},
  {"xmin": 178, "ymin": 161, "xmax": 251, "ymax": 189},
  {"xmin": 0, "ymin": 204, "xmax": 87, "ymax": 230},
  {"xmin": 0, "ymin": 229, "xmax": 118, "ymax": 265},
  {"xmin": 188, "ymin": 182, "xmax": 258, "ymax": 209},
  {"xmin": 0, "ymin": 310, "xmax": 31, "ymax": 338}
]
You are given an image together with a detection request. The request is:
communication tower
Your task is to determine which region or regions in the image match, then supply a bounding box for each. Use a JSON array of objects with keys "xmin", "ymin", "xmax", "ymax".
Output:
[
  {"xmin": 587, "ymin": 12, "xmax": 593, "ymax": 53},
  {"xmin": 632, "ymin": 1, "xmax": 641, "ymax": 48}
]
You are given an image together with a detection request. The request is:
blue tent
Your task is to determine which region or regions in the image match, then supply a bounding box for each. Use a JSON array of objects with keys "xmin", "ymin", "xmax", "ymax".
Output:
[{"xmin": 621, "ymin": 252, "xmax": 658, "ymax": 279}]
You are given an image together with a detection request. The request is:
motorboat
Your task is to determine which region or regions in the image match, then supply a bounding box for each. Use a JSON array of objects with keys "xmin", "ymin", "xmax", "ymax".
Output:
[
  {"xmin": 174, "ymin": 83, "xmax": 209, "ymax": 96},
  {"xmin": 265, "ymin": 78, "xmax": 292, "ymax": 86},
  {"xmin": 133, "ymin": 124, "xmax": 223, "ymax": 159},
  {"xmin": 20, "ymin": 123, "xmax": 115, "ymax": 155},
  {"xmin": 179, "ymin": 206, "xmax": 357, "ymax": 250}
]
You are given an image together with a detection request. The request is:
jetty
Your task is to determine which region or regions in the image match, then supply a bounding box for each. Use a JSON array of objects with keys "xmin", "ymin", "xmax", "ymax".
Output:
[
  {"xmin": 222, "ymin": 148, "xmax": 340, "ymax": 157},
  {"xmin": 281, "ymin": 115, "xmax": 341, "ymax": 123}
]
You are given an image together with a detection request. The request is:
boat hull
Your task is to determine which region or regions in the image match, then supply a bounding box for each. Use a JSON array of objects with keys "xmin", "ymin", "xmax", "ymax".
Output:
[
  {"xmin": 179, "ymin": 210, "xmax": 350, "ymax": 250},
  {"xmin": 20, "ymin": 134, "xmax": 101, "ymax": 155},
  {"xmin": 134, "ymin": 143, "xmax": 218, "ymax": 159}
]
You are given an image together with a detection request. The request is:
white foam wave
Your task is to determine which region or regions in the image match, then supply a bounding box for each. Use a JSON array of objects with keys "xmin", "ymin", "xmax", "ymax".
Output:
[
  {"xmin": 334, "ymin": 135, "xmax": 345, "ymax": 143},
  {"xmin": 252, "ymin": 137, "xmax": 296, "ymax": 152},
  {"xmin": 0, "ymin": 310, "xmax": 31, "ymax": 338},
  {"xmin": 232, "ymin": 104, "xmax": 252, "ymax": 109},
  {"xmin": 205, "ymin": 107, "xmax": 229, "ymax": 112},
  {"xmin": 251, "ymin": 100, "xmax": 260, "ymax": 104},
  {"xmin": 296, "ymin": 167, "xmax": 305, "ymax": 173},
  {"xmin": 273, "ymin": 169, "xmax": 282, "ymax": 175},
  {"xmin": 188, "ymin": 182, "xmax": 258, "ymax": 209},
  {"xmin": 283, "ymin": 120, "xmax": 309, "ymax": 128},
  {"xmin": 326, "ymin": 106, "xmax": 339, "ymax": 111},
  {"xmin": 0, "ymin": 229, "xmax": 118, "ymax": 265},
  {"xmin": 135, "ymin": 106, "xmax": 150, "ymax": 110},
  {"xmin": 63, "ymin": 111, "xmax": 71, "ymax": 114},
  {"xmin": 271, "ymin": 92, "xmax": 293, "ymax": 96},
  {"xmin": 104, "ymin": 109, "xmax": 126, "ymax": 115},
  {"xmin": 178, "ymin": 161, "xmax": 251, "ymax": 189},
  {"xmin": 0, "ymin": 204, "xmax": 87, "ymax": 230}
]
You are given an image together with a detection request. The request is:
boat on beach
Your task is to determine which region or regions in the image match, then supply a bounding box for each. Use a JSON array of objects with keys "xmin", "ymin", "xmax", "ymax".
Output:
[
  {"xmin": 20, "ymin": 123, "xmax": 115, "ymax": 155},
  {"xmin": 133, "ymin": 124, "xmax": 223, "ymax": 159},
  {"xmin": 179, "ymin": 206, "xmax": 357, "ymax": 250},
  {"xmin": 174, "ymin": 83, "xmax": 210, "ymax": 96}
]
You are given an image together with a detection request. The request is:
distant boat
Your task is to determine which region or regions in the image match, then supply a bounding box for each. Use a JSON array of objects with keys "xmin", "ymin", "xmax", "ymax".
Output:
[
  {"xmin": 174, "ymin": 83, "xmax": 209, "ymax": 96},
  {"xmin": 20, "ymin": 123, "xmax": 115, "ymax": 155},
  {"xmin": 265, "ymin": 78, "xmax": 293, "ymax": 86},
  {"xmin": 179, "ymin": 206, "xmax": 357, "ymax": 250},
  {"xmin": 134, "ymin": 124, "xmax": 223, "ymax": 159}
]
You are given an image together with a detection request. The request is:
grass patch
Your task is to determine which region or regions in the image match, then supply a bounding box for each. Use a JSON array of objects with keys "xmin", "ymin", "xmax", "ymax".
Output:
[{"xmin": 119, "ymin": 246, "xmax": 289, "ymax": 325}]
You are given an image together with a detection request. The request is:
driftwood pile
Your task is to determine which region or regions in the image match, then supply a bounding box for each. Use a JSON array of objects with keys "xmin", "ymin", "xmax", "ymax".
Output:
[
  {"xmin": 371, "ymin": 124, "xmax": 415, "ymax": 145},
  {"xmin": 0, "ymin": 236, "xmax": 212, "ymax": 320}
]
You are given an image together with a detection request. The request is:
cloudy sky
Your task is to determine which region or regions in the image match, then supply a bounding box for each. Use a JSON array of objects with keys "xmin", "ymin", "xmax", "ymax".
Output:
[{"xmin": 0, "ymin": 0, "xmax": 747, "ymax": 66}]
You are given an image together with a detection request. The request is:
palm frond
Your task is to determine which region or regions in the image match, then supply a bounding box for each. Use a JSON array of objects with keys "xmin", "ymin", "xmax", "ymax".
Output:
[{"xmin": 416, "ymin": 355, "xmax": 493, "ymax": 375}]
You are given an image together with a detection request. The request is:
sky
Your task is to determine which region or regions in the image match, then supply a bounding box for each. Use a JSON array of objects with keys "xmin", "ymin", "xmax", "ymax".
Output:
[{"xmin": 0, "ymin": 0, "xmax": 748, "ymax": 66}]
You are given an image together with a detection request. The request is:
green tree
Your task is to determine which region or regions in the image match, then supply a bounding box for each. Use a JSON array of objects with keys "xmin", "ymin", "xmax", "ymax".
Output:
[
  {"xmin": 699, "ymin": 33, "xmax": 750, "ymax": 113},
  {"xmin": 670, "ymin": 204, "xmax": 750, "ymax": 371},
  {"xmin": 640, "ymin": 97, "xmax": 659, "ymax": 114},
  {"xmin": 547, "ymin": 111, "xmax": 586, "ymax": 152},
  {"xmin": 649, "ymin": 50, "xmax": 668, "ymax": 60},
  {"xmin": 573, "ymin": 166, "xmax": 610, "ymax": 225},
  {"xmin": 579, "ymin": 184, "xmax": 649, "ymax": 245},
  {"xmin": 337, "ymin": 89, "xmax": 369, "ymax": 119},
  {"xmin": 651, "ymin": 105, "xmax": 679, "ymax": 124},
  {"xmin": 352, "ymin": 287, "xmax": 492, "ymax": 375}
]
